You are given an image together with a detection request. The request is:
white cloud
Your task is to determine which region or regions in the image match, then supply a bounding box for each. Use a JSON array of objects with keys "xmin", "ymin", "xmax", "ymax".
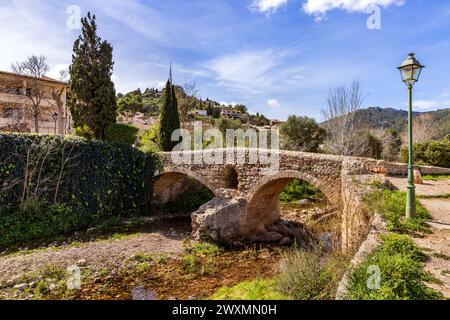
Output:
[
  {"xmin": 267, "ymin": 99, "xmax": 281, "ymax": 108},
  {"xmin": 303, "ymin": 0, "xmax": 406, "ymax": 17},
  {"xmin": 203, "ymin": 48, "xmax": 304, "ymax": 94},
  {"xmin": 251, "ymin": 0, "xmax": 289, "ymax": 14},
  {"xmin": 413, "ymin": 99, "xmax": 450, "ymax": 110}
]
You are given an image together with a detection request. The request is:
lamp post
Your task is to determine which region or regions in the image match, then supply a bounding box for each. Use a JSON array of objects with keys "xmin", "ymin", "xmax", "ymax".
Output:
[
  {"xmin": 52, "ymin": 112, "xmax": 59, "ymax": 135},
  {"xmin": 397, "ymin": 53, "xmax": 425, "ymax": 219}
]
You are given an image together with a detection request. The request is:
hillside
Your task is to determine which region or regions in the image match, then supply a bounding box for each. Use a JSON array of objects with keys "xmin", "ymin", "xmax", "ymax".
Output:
[{"xmin": 348, "ymin": 107, "xmax": 449, "ymax": 138}]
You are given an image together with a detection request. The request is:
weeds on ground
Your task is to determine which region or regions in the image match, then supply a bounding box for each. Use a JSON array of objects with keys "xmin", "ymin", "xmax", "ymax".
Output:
[
  {"xmin": 209, "ymin": 279, "xmax": 287, "ymax": 300},
  {"xmin": 345, "ymin": 234, "xmax": 443, "ymax": 300},
  {"xmin": 365, "ymin": 188, "xmax": 432, "ymax": 235}
]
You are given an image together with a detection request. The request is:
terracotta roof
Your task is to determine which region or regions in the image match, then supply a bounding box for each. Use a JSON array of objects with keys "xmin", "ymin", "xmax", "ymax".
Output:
[{"xmin": 0, "ymin": 70, "xmax": 68, "ymax": 85}]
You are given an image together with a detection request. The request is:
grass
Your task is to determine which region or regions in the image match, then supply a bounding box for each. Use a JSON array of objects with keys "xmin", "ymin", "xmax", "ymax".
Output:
[
  {"xmin": 418, "ymin": 194, "xmax": 450, "ymax": 199},
  {"xmin": 345, "ymin": 234, "xmax": 442, "ymax": 300},
  {"xmin": 432, "ymin": 253, "xmax": 450, "ymax": 261},
  {"xmin": 184, "ymin": 242, "xmax": 221, "ymax": 257},
  {"xmin": 365, "ymin": 188, "xmax": 432, "ymax": 235},
  {"xmin": 181, "ymin": 243, "xmax": 222, "ymax": 276},
  {"xmin": 422, "ymin": 174, "xmax": 450, "ymax": 181},
  {"xmin": 209, "ymin": 279, "xmax": 287, "ymax": 300}
]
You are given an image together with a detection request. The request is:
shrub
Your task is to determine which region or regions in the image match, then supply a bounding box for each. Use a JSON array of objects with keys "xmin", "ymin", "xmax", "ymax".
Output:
[
  {"xmin": 365, "ymin": 188, "xmax": 431, "ymax": 234},
  {"xmin": 346, "ymin": 234, "xmax": 442, "ymax": 300},
  {"xmin": 105, "ymin": 123, "xmax": 139, "ymax": 146},
  {"xmin": 209, "ymin": 279, "xmax": 286, "ymax": 300},
  {"xmin": 277, "ymin": 248, "xmax": 348, "ymax": 300},
  {"xmin": 279, "ymin": 179, "xmax": 323, "ymax": 203},
  {"xmin": 401, "ymin": 139, "xmax": 450, "ymax": 168},
  {"xmin": 0, "ymin": 133, "xmax": 158, "ymax": 246}
]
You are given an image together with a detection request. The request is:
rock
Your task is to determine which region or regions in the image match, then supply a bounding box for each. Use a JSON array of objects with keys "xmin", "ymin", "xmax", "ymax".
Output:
[
  {"xmin": 28, "ymin": 281, "xmax": 37, "ymax": 288},
  {"xmin": 232, "ymin": 241, "xmax": 244, "ymax": 248},
  {"xmin": 299, "ymin": 199, "xmax": 312, "ymax": 205},
  {"xmin": 13, "ymin": 283, "xmax": 28, "ymax": 291},
  {"xmin": 76, "ymin": 259, "xmax": 87, "ymax": 267},
  {"xmin": 49, "ymin": 284, "xmax": 57, "ymax": 291},
  {"xmin": 260, "ymin": 231, "xmax": 284, "ymax": 243},
  {"xmin": 248, "ymin": 235, "xmax": 264, "ymax": 242},
  {"xmin": 280, "ymin": 237, "xmax": 293, "ymax": 246}
]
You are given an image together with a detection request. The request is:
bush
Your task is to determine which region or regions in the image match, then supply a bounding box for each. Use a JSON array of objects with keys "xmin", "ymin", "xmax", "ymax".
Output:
[
  {"xmin": 277, "ymin": 249, "xmax": 348, "ymax": 300},
  {"xmin": 401, "ymin": 139, "xmax": 450, "ymax": 168},
  {"xmin": 105, "ymin": 123, "xmax": 139, "ymax": 146},
  {"xmin": 365, "ymin": 188, "xmax": 431, "ymax": 234},
  {"xmin": 279, "ymin": 179, "xmax": 323, "ymax": 203},
  {"xmin": 0, "ymin": 133, "xmax": 158, "ymax": 246},
  {"xmin": 346, "ymin": 234, "xmax": 442, "ymax": 300}
]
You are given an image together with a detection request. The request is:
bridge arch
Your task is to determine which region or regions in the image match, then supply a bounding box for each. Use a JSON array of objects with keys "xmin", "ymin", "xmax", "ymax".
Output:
[
  {"xmin": 153, "ymin": 167, "xmax": 217, "ymax": 204},
  {"xmin": 245, "ymin": 170, "xmax": 340, "ymax": 231}
]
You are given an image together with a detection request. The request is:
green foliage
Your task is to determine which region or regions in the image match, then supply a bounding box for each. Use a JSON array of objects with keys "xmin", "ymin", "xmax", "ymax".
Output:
[
  {"xmin": 280, "ymin": 116, "xmax": 326, "ymax": 152},
  {"xmin": 346, "ymin": 234, "xmax": 442, "ymax": 300},
  {"xmin": 139, "ymin": 124, "xmax": 161, "ymax": 153},
  {"xmin": 74, "ymin": 125, "xmax": 95, "ymax": 140},
  {"xmin": 185, "ymin": 243, "xmax": 221, "ymax": 257},
  {"xmin": 214, "ymin": 118, "xmax": 242, "ymax": 135},
  {"xmin": 69, "ymin": 12, "xmax": 117, "ymax": 140},
  {"xmin": 279, "ymin": 179, "xmax": 323, "ymax": 203},
  {"xmin": 209, "ymin": 279, "xmax": 287, "ymax": 300},
  {"xmin": 277, "ymin": 249, "xmax": 348, "ymax": 300},
  {"xmin": 105, "ymin": 123, "xmax": 139, "ymax": 146},
  {"xmin": 118, "ymin": 91, "xmax": 144, "ymax": 117},
  {"xmin": 401, "ymin": 139, "xmax": 450, "ymax": 168},
  {"xmin": 0, "ymin": 133, "xmax": 158, "ymax": 246},
  {"xmin": 159, "ymin": 80, "xmax": 180, "ymax": 151},
  {"xmin": 382, "ymin": 129, "xmax": 402, "ymax": 161},
  {"xmin": 182, "ymin": 254, "xmax": 199, "ymax": 273},
  {"xmin": 161, "ymin": 184, "xmax": 214, "ymax": 214},
  {"xmin": 365, "ymin": 188, "xmax": 431, "ymax": 234},
  {"xmin": 421, "ymin": 174, "xmax": 450, "ymax": 181},
  {"xmin": 363, "ymin": 133, "xmax": 383, "ymax": 160}
]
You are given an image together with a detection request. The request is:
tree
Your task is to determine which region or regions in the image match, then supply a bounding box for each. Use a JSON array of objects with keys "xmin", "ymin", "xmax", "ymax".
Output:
[
  {"xmin": 362, "ymin": 132, "xmax": 383, "ymax": 159},
  {"xmin": 68, "ymin": 12, "xmax": 117, "ymax": 140},
  {"xmin": 159, "ymin": 80, "xmax": 180, "ymax": 151},
  {"xmin": 11, "ymin": 55, "xmax": 50, "ymax": 133},
  {"xmin": 279, "ymin": 116, "xmax": 326, "ymax": 152},
  {"xmin": 177, "ymin": 80, "xmax": 198, "ymax": 127},
  {"xmin": 412, "ymin": 113, "xmax": 438, "ymax": 144},
  {"xmin": 118, "ymin": 91, "xmax": 144, "ymax": 123},
  {"xmin": 321, "ymin": 80, "xmax": 366, "ymax": 156},
  {"xmin": 382, "ymin": 129, "xmax": 402, "ymax": 161}
]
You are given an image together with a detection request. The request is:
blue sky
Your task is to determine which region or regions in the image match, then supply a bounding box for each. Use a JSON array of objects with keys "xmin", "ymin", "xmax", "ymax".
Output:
[{"xmin": 1, "ymin": 0, "xmax": 450, "ymax": 120}]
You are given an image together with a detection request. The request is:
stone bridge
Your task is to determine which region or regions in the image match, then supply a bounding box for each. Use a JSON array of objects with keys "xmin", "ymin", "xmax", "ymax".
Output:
[{"xmin": 154, "ymin": 148, "xmax": 450, "ymax": 252}]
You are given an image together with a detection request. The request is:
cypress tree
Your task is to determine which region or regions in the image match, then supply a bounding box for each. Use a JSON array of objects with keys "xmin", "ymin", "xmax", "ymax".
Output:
[
  {"xmin": 159, "ymin": 80, "xmax": 180, "ymax": 151},
  {"xmin": 69, "ymin": 12, "xmax": 117, "ymax": 140}
]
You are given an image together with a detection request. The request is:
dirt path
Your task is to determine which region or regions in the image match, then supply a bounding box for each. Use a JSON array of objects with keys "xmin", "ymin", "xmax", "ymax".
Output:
[
  {"xmin": 0, "ymin": 231, "xmax": 187, "ymax": 286},
  {"xmin": 389, "ymin": 177, "xmax": 450, "ymax": 298}
]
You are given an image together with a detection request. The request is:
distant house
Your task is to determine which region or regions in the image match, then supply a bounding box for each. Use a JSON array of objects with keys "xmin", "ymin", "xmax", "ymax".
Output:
[
  {"xmin": 0, "ymin": 70, "xmax": 70, "ymax": 135},
  {"xmin": 221, "ymin": 107, "xmax": 246, "ymax": 119},
  {"xmin": 196, "ymin": 110, "xmax": 207, "ymax": 117}
]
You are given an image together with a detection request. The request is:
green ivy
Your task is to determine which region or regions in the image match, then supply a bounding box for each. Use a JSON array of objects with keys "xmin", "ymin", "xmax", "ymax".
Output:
[{"xmin": 0, "ymin": 133, "xmax": 159, "ymax": 246}]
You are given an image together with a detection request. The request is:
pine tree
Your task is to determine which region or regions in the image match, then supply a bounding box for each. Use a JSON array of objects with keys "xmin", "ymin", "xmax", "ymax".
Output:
[
  {"xmin": 159, "ymin": 80, "xmax": 180, "ymax": 151},
  {"xmin": 69, "ymin": 12, "xmax": 117, "ymax": 140}
]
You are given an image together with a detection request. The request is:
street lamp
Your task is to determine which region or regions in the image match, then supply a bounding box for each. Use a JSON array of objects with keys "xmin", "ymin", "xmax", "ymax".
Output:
[
  {"xmin": 52, "ymin": 112, "xmax": 59, "ymax": 135},
  {"xmin": 398, "ymin": 53, "xmax": 425, "ymax": 219}
]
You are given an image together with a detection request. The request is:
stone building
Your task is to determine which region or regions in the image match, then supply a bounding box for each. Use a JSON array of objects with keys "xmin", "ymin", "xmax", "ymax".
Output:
[{"xmin": 0, "ymin": 70, "xmax": 70, "ymax": 135}]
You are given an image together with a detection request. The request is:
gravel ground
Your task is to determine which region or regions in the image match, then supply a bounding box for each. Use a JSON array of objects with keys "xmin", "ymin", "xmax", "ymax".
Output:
[
  {"xmin": 0, "ymin": 231, "xmax": 187, "ymax": 286},
  {"xmin": 388, "ymin": 176, "xmax": 450, "ymax": 197}
]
